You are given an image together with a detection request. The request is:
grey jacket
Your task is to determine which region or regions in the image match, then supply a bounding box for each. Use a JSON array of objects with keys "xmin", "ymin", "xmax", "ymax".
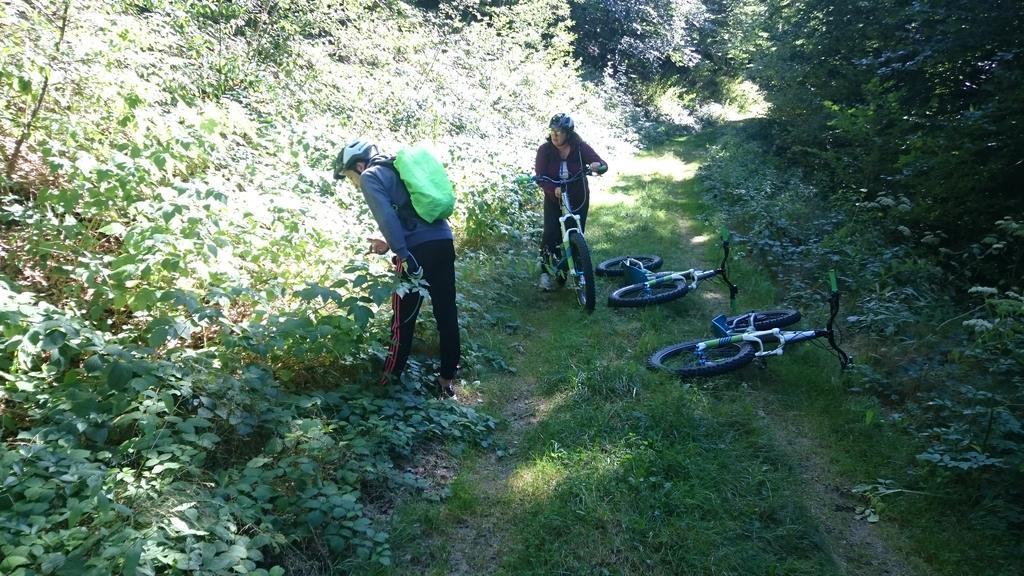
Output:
[{"xmin": 359, "ymin": 158, "xmax": 453, "ymax": 262}]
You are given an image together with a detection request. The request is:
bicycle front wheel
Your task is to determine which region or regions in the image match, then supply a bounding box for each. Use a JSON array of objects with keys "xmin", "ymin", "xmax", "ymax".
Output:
[
  {"xmin": 648, "ymin": 339, "xmax": 756, "ymax": 377},
  {"xmin": 608, "ymin": 277, "xmax": 689, "ymax": 307},
  {"xmin": 723, "ymin": 309, "xmax": 801, "ymax": 331},
  {"xmin": 596, "ymin": 255, "xmax": 664, "ymax": 276},
  {"xmin": 567, "ymin": 230, "xmax": 596, "ymax": 313}
]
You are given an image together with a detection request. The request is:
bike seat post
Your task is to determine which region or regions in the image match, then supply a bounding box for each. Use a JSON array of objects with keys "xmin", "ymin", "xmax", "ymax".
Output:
[
  {"xmin": 711, "ymin": 314, "xmax": 730, "ymax": 337},
  {"xmin": 623, "ymin": 259, "xmax": 648, "ymax": 286}
]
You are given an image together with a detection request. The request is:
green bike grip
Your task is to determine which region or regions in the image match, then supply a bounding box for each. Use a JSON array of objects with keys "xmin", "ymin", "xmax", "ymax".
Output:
[{"xmin": 828, "ymin": 269, "xmax": 838, "ymax": 292}]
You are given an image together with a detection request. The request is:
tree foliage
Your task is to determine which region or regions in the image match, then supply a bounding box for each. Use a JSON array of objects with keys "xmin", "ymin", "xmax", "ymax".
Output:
[
  {"xmin": 683, "ymin": 0, "xmax": 1023, "ymax": 550},
  {"xmin": 751, "ymin": 0, "xmax": 1023, "ymax": 266}
]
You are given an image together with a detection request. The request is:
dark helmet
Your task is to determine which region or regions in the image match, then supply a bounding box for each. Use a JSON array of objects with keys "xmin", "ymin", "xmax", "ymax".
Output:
[
  {"xmin": 548, "ymin": 113, "xmax": 574, "ymax": 132},
  {"xmin": 333, "ymin": 139, "xmax": 375, "ymax": 180}
]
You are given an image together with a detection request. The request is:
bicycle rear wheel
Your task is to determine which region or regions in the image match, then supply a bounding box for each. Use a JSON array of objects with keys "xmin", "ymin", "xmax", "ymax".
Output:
[
  {"xmin": 648, "ymin": 339, "xmax": 756, "ymax": 377},
  {"xmin": 596, "ymin": 255, "xmax": 664, "ymax": 276},
  {"xmin": 723, "ymin": 309, "xmax": 801, "ymax": 331},
  {"xmin": 567, "ymin": 230, "xmax": 596, "ymax": 313},
  {"xmin": 608, "ymin": 277, "xmax": 688, "ymax": 307}
]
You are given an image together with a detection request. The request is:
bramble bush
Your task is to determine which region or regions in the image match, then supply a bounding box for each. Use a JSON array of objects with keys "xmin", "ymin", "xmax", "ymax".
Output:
[{"xmin": 1, "ymin": 0, "xmax": 640, "ymax": 573}]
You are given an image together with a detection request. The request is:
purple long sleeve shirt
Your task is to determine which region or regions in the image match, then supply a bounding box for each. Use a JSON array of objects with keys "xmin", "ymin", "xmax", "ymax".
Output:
[{"xmin": 534, "ymin": 139, "xmax": 607, "ymax": 201}]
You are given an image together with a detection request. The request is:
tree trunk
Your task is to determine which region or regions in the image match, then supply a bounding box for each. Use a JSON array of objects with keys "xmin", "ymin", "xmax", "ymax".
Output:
[{"xmin": 4, "ymin": 0, "xmax": 72, "ymax": 180}]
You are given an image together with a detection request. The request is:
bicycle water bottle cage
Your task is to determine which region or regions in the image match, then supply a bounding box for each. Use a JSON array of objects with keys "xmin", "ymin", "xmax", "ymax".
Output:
[
  {"xmin": 622, "ymin": 258, "xmax": 650, "ymax": 285},
  {"xmin": 711, "ymin": 314, "xmax": 730, "ymax": 337}
]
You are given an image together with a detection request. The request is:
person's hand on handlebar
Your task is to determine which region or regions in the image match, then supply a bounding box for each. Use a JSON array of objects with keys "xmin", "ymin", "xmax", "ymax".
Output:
[
  {"xmin": 587, "ymin": 162, "xmax": 606, "ymax": 175},
  {"xmin": 546, "ymin": 186, "xmax": 561, "ymax": 202}
]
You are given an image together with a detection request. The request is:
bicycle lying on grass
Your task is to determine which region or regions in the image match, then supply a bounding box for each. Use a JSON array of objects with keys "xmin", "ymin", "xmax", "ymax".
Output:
[
  {"xmin": 595, "ymin": 254, "xmax": 663, "ymax": 277},
  {"xmin": 606, "ymin": 231, "xmax": 739, "ymax": 308},
  {"xmin": 532, "ymin": 168, "xmax": 599, "ymax": 313},
  {"xmin": 647, "ymin": 270, "xmax": 852, "ymax": 377}
]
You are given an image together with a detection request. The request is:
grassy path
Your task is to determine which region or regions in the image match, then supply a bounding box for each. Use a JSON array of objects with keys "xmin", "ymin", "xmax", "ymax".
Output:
[{"xmin": 381, "ymin": 133, "xmax": 924, "ymax": 575}]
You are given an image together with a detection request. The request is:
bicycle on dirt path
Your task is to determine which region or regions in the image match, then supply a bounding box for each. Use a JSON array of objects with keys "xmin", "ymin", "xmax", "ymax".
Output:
[
  {"xmin": 532, "ymin": 168, "xmax": 599, "ymax": 313},
  {"xmin": 606, "ymin": 230, "xmax": 739, "ymax": 308},
  {"xmin": 647, "ymin": 270, "xmax": 852, "ymax": 377}
]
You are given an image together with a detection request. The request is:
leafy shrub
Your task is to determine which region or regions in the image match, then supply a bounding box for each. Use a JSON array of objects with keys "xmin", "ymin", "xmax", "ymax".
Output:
[
  {"xmin": 698, "ymin": 122, "xmax": 1023, "ymax": 525},
  {"xmin": 1, "ymin": 0, "xmax": 647, "ymax": 572}
]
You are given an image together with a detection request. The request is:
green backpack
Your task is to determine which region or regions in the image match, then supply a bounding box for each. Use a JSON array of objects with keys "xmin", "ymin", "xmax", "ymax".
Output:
[{"xmin": 376, "ymin": 144, "xmax": 456, "ymax": 224}]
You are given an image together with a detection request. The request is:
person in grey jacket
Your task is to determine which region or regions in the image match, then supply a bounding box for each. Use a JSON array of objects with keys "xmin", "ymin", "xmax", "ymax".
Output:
[{"xmin": 334, "ymin": 140, "xmax": 459, "ymax": 398}]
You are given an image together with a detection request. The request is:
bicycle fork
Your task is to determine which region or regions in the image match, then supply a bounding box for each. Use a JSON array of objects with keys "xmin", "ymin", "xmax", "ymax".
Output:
[{"xmin": 556, "ymin": 211, "xmax": 583, "ymax": 285}]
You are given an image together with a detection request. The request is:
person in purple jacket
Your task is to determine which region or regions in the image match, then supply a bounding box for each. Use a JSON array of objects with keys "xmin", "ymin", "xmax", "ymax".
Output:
[
  {"xmin": 334, "ymin": 140, "xmax": 458, "ymax": 398},
  {"xmin": 534, "ymin": 113, "xmax": 608, "ymax": 291}
]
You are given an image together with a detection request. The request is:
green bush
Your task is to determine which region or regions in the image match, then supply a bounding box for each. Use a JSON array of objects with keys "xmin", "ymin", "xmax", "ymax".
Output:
[
  {"xmin": 698, "ymin": 122, "xmax": 1024, "ymax": 530},
  {"xmin": 1, "ymin": 0, "xmax": 641, "ymax": 572}
]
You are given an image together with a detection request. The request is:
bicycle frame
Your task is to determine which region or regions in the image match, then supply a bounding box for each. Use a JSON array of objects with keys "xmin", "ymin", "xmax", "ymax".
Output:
[
  {"xmin": 534, "ymin": 170, "xmax": 590, "ymax": 282},
  {"xmin": 695, "ymin": 270, "xmax": 850, "ymax": 368},
  {"xmin": 625, "ymin": 231, "xmax": 739, "ymax": 303}
]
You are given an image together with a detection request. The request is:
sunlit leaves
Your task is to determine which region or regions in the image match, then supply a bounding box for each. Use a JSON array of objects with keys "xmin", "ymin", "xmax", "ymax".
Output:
[
  {"xmin": 294, "ymin": 283, "xmax": 344, "ymax": 306},
  {"xmin": 0, "ymin": 0, "xmax": 608, "ymax": 571},
  {"xmin": 98, "ymin": 221, "xmax": 127, "ymax": 236}
]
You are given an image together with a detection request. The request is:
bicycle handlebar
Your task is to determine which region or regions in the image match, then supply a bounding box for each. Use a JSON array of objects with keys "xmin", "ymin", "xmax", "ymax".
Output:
[
  {"xmin": 531, "ymin": 167, "xmax": 594, "ymax": 187},
  {"xmin": 825, "ymin": 269, "xmax": 852, "ymax": 369},
  {"xmin": 716, "ymin": 229, "xmax": 738, "ymax": 306}
]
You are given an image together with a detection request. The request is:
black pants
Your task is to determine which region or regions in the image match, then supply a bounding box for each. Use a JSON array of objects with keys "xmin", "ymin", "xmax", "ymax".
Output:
[
  {"xmin": 541, "ymin": 191, "xmax": 589, "ymax": 258},
  {"xmin": 381, "ymin": 239, "xmax": 460, "ymax": 383}
]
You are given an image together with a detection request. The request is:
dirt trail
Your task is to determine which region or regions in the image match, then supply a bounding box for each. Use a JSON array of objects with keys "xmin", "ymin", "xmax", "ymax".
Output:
[
  {"xmin": 443, "ymin": 379, "xmax": 553, "ymax": 576},
  {"xmin": 751, "ymin": 393, "xmax": 928, "ymax": 576}
]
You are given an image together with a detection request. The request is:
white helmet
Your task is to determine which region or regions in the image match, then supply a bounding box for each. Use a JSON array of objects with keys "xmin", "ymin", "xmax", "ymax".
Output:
[{"xmin": 333, "ymin": 139, "xmax": 375, "ymax": 180}]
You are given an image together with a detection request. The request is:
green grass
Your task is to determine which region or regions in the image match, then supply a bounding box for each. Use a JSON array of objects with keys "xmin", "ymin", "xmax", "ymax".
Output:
[
  {"xmin": 502, "ymin": 391, "xmax": 833, "ymax": 575},
  {"xmin": 371, "ymin": 129, "xmax": 1021, "ymax": 576},
  {"xmin": 368, "ymin": 136, "xmax": 842, "ymax": 576}
]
